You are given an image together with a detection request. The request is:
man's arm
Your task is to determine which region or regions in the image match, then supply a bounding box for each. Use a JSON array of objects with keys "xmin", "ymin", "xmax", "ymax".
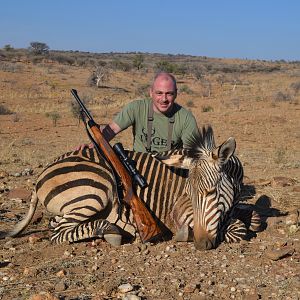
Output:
[{"xmin": 102, "ymin": 122, "xmax": 122, "ymax": 141}]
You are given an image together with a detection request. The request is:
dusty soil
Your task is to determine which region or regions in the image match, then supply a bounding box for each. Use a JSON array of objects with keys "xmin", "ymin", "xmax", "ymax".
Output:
[{"xmin": 0, "ymin": 57, "xmax": 299, "ymax": 299}]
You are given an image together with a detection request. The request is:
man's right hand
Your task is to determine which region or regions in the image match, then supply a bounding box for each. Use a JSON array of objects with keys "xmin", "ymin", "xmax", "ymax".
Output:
[{"xmin": 75, "ymin": 143, "xmax": 94, "ymax": 151}]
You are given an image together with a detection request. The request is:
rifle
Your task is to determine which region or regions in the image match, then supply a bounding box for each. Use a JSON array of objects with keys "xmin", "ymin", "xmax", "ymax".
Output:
[{"xmin": 71, "ymin": 89, "xmax": 161, "ymax": 243}]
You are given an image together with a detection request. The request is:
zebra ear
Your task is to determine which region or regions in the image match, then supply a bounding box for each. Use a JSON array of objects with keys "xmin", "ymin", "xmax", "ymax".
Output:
[
  {"xmin": 217, "ymin": 137, "xmax": 236, "ymax": 164},
  {"xmin": 159, "ymin": 154, "xmax": 192, "ymax": 169}
]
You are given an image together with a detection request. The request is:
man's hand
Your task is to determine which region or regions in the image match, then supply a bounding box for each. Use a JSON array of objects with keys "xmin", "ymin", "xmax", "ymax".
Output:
[{"xmin": 75, "ymin": 143, "xmax": 94, "ymax": 151}]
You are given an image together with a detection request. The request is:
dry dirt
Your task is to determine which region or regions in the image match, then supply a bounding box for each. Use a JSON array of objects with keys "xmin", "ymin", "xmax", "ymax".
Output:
[{"xmin": 0, "ymin": 58, "xmax": 299, "ymax": 300}]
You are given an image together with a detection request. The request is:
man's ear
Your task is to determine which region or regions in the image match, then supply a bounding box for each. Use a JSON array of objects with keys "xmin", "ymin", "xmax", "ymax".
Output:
[{"xmin": 149, "ymin": 87, "xmax": 153, "ymax": 98}]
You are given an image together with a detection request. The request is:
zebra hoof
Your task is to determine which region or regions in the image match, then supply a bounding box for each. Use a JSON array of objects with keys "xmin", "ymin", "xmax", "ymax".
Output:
[
  {"xmin": 174, "ymin": 225, "xmax": 193, "ymax": 242},
  {"xmin": 104, "ymin": 234, "xmax": 122, "ymax": 247},
  {"xmin": 48, "ymin": 216, "xmax": 63, "ymax": 230}
]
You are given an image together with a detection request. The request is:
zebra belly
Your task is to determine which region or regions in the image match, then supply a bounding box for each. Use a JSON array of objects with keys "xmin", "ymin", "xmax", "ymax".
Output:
[{"xmin": 36, "ymin": 161, "xmax": 115, "ymax": 217}]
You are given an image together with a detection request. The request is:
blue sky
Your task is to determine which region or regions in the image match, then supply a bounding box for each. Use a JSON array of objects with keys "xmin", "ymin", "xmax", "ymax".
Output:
[{"xmin": 1, "ymin": 0, "xmax": 299, "ymax": 61}]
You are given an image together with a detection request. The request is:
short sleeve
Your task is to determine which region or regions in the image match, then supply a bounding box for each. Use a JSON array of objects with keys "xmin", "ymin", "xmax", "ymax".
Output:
[
  {"xmin": 113, "ymin": 101, "xmax": 136, "ymax": 130},
  {"xmin": 181, "ymin": 111, "xmax": 198, "ymax": 147}
]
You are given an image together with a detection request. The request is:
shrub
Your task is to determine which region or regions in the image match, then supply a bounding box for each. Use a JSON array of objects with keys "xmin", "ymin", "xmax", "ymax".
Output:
[
  {"xmin": 132, "ymin": 54, "xmax": 144, "ymax": 70},
  {"xmin": 155, "ymin": 61, "xmax": 177, "ymax": 73},
  {"xmin": 273, "ymin": 91, "xmax": 292, "ymax": 102},
  {"xmin": 45, "ymin": 111, "xmax": 61, "ymax": 127},
  {"xmin": 3, "ymin": 44, "xmax": 13, "ymax": 51},
  {"xmin": 0, "ymin": 104, "xmax": 13, "ymax": 115},
  {"xmin": 186, "ymin": 100, "xmax": 195, "ymax": 108},
  {"xmin": 290, "ymin": 82, "xmax": 300, "ymax": 95},
  {"xmin": 202, "ymin": 105, "xmax": 214, "ymax": 112},
  {"xmin": 179, "ymin": 85, "xmax": 193, "ymax": 95},
  {"xmin": 135, "ymin": 83, "xmax": 150, "ymax": 97}
]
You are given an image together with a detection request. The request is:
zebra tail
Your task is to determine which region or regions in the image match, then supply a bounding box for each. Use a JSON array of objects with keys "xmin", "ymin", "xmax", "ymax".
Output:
[{"xmin": 0, "ymin": 190, "xmax": 39, "ymax": 238}]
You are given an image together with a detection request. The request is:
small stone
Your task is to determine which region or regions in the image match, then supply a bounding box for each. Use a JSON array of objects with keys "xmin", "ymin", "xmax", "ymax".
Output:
[
  {"xmin": 122, "ymin": 295, "xmax": 141, "ymax": 300},
  {"xmin": 63, "ymin": 250, "xmax": 71, "ymax": 257},
  {"xmin": 183, "ymin": 283, "xmax": 197, "ymax": 293},
  {"xmin": 23, "ymin": 267, "xmax": 36, "ymax": 276},
  {"xmin": 285, "ymin": 210, "xmax": 299, "ymax": 225},
  {"xmin": 91, "ymin": 264, "xmax": 99, "ymax": 271},
  {"xmin": 118, "ymin": 283, "xmax": 134, "ymax": 293},
  {"xmin": 142, "ymin": 249, "xmax": 150, "ymax": 255},
  {"xmin": 28, "ymin": 234, "xmax": 42, "ymax": 244},
  {"xmin": 54, "ymin": 281, "xmax": 67, "ymax": 292},
  {"xmin": 56, "ymin": 269, "xmax": 66, "ymax": 277},
  {"xmin": 289, "ymin": 225, "xmax": 299, "ymax": 234},
  {"xmin": 0, "ymin": 170, "xmax": 9, "ymax": 179}
]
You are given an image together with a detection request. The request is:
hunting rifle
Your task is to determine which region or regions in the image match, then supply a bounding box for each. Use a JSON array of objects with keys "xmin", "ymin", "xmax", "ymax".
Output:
[{"xmin": 71, "ymin": 89, "xmax": 161, "ymax": 243}]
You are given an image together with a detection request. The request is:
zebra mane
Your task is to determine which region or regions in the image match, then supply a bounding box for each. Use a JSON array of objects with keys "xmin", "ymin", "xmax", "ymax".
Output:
[{"xmin": 185, "ymin": 125, "xmax": 216, "ymax": 158}]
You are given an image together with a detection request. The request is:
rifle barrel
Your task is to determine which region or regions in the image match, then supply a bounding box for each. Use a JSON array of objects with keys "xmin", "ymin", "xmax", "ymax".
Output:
[{"xmin": 71, "ymin": 89, "xmax": 93, "ymax": 120}]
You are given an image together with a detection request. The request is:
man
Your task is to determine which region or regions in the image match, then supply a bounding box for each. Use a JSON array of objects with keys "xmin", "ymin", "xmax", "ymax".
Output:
[{"xmin": 99, "ymin": 72, "xmax": 198, "ymax": 153}]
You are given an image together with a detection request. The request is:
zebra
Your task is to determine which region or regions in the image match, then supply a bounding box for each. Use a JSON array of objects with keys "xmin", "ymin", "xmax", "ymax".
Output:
[{"xmin": 0, "ymin": 126, "xmax": 261, "ymax": 250}]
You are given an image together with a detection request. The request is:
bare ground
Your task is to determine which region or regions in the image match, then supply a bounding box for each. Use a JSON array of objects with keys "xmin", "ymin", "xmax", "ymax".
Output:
[{"xmin": 0, "ymin": 58, "xmax": 299, "ymax": 300}]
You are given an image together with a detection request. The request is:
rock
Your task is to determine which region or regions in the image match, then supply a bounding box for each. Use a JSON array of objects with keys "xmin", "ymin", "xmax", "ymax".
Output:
[
  {"xmin": 288, "ymin": 225, "xmax": 299, "ymax": 234},
  {"xmin": 56, "ymin": 269, "xmax": 66, "ymax": 277},
  {"xmin": 28, "ymin": 234, "xmax": 42, "ymax": 244},
  {"xmin": 8, "ymin": 188, "xmax": 31, "ymax": 202},
  {"xmin": 292, "ymin": 186, "xmax": 300, "ymax": 192},
  {"xmin": 285, "ymin": 210, "xmax": 299, "ymax": 225},
  {"xmin": 29, "ymin": 292, "xmax": 59, "ymax": 300},
  {"xmin": 118, "ymin": 283, "xmax": 134, "ymax": 293},
  {"xmin": 0, "ymin": 170, "xmax": 9, "ymax": 179},
  {"xmin": 265, "ymin": 246, "xmax": 294, "ymax": 261},
  {"xmin": 122, "ymin": 295, "xmax": 141, "ymax": 300},
  {"xmin": 271, "ymin": 176, "xmax": 297, "ymax": 188},
  {"xmin": 54, "ymin": 281, "xmax": 67, "ymax": 292}
]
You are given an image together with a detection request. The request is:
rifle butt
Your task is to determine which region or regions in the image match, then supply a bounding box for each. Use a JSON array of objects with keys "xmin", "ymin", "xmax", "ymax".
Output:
[{"xmin": 129, "ymin": 194, "xmax": 162, "ymax": 243}]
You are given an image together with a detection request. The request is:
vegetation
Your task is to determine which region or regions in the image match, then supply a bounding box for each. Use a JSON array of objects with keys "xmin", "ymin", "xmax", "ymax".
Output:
[
  {"xmin": 28, "ymin": 42, "xmax": 50, "ymax": 55},
  {"xmin": 45, "ymin": 111, "xmax": 61, "ymax": 127},
  {"xmin": 0, "ymin": 104, "xmax": 13, "ymax": 115}
]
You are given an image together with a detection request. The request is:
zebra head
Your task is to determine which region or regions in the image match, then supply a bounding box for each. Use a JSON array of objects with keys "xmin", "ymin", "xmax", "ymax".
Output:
[{"xmin": 161, "ymin": 126, "xmax": 238, "ymax": 250}]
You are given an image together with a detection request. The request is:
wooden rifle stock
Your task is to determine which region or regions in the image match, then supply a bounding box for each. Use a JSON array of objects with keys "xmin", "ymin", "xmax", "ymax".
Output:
[{"xmin": 87, "ymin": 121, "xmax": 161, "ymax": 243}]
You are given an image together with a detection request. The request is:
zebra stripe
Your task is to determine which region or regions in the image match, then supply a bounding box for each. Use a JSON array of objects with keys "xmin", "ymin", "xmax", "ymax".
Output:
[{"xmin": 0, "ymin": 126, "xmax": 261, "ymax": 249}]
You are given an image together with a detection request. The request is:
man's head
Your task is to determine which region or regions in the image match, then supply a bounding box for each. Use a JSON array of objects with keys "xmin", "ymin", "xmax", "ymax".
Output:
[{"xmin": 150, "ymin": 72, "xmax": 177, "ymax": 114}]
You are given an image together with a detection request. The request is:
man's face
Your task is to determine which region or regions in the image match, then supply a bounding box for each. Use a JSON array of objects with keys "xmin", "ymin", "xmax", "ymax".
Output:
[{"xmin": 150, "ymin": 77, "xmax": 177, "ymax": 114}]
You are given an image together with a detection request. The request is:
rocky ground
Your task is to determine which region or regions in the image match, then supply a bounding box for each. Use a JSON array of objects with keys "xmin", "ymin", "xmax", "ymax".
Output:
[{"xmin": 0, "ymin": 57, "xmax": 299, "ymax": 299}]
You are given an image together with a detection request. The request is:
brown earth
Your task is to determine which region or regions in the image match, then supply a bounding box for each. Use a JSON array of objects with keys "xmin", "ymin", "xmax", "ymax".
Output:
[{"xmin": 0, "ymin": 56, "xmax": 299, "ymax": 300}]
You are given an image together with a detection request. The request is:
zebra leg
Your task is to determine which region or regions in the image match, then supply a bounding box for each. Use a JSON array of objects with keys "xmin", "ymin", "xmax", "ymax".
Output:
[
  {"xmin": 50, "ymin": 211, "xmax": 122, "ymax": 246},
  {"xmin": 231, "ymin": 205, "xmax": 262, "ymax": 232},
  {"xmin": 48, "ymin": 216, "xmax": 63, "ymax": 230},
  {"xmin": 174, "ymin": 225, "xmax": 194, "ymax": 242},
  {"xmin": 224, "ymin": 218, "xmax": 247, "ymax": 243},
  {"xmin": 171, "ymin": 195, "xmax": 194, "ymax": 242}
]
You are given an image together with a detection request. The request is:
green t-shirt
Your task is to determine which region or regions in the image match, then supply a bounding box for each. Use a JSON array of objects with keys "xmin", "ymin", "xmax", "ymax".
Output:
[{"xmin": 113, "ymin": 99, "xmax": 198, "ymax": 153}]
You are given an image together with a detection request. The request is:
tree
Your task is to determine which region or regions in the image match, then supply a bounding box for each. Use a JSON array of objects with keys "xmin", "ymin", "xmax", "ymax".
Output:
[
  {"xmin": 87, "ymin": 66, "xmax": 110, "ymax": 88},
  {"xmin": 133, "ymin": 54, "xmax": 144, "ymax": 70},
  {"xmin": 3, "ymin": 44, "xmax": 13, "ymax": 51},
  {"xmin": 28, "ymin": 42, "xmax": 49, "ymax": 55}
]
